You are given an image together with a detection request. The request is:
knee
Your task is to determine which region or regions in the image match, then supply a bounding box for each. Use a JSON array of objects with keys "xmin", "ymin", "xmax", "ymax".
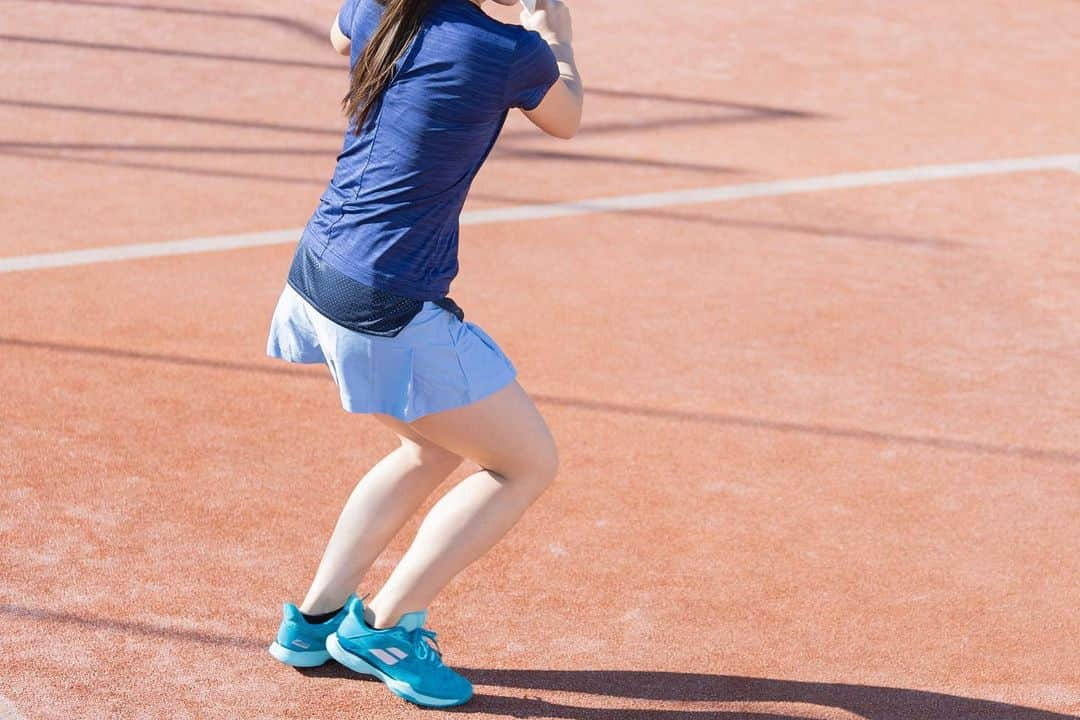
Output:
[
  {"xmin": 533, "ymin": 437, "xmax": 560, "ymax": 488},
  {"xmin": 497, "ymin": 434, "xmax": 559, "ymax": 494}
]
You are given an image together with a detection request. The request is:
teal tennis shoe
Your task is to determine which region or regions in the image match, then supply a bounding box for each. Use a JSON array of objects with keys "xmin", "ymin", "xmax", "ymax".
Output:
[
  {"xmin": 268, "ymin": 596, "xmax": 354, "ymax": 667},
  {"xmin": 326, "ymin": 599, "xmax": 473, "ymax": 708}
]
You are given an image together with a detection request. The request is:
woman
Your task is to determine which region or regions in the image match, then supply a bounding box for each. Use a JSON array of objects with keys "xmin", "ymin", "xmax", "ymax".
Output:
[{"xmin": 265, "ymin": 0, "xmax": 582, "ymax": 708}]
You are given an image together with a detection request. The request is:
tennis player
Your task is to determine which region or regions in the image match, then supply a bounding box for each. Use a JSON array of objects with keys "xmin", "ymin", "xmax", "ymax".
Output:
[{"xmin": 265, "ymin": 0, "xmax": 582, "ymax": 708}]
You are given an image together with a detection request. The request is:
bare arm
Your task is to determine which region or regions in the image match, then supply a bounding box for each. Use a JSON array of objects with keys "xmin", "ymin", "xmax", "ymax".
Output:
[
  {"xmin": 331, "ymin": 12, "xmax": 351, "ymax": 56},
  {"xmin": 520, "ymin": 1, "xmax": 583, "ymax": 139}
]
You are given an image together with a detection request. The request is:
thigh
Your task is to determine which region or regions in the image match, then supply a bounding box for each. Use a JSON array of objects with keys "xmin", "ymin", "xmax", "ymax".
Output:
[
  {"xmin": 408, "ymin": 381, "xmax": 557, "ymax": 479},
  {"xmin": 373, "ymin": 413, "xmax": 463, "ymax": 466}
]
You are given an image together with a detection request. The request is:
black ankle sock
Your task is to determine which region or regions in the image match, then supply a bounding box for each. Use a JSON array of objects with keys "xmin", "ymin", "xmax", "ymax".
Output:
[{"xmin": 301, "ymin": 606, "xmax": 344, "ymax": 624}]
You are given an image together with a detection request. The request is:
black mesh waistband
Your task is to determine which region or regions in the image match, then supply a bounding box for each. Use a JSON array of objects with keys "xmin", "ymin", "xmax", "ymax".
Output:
[{"xmin": 287, "ymin": 243, "xmax": 464, "ymax": 338}]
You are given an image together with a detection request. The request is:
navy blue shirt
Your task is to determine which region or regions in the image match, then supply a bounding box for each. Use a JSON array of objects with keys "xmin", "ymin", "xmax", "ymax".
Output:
[{"xmin": 299, "ymin": 0, "xmax": 560, "ymax": 301}]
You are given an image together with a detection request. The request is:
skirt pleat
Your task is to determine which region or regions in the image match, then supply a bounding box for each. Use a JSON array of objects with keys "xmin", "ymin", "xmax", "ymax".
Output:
[{"xmin": 266, "ymin": 284, "xmax": 517, "ymax": 421}]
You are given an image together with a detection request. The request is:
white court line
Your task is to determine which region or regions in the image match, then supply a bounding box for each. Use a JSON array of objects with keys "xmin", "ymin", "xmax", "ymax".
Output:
[{"xmin": 1, "ymin": 152, "xmax": 1076, "ymax": 274}]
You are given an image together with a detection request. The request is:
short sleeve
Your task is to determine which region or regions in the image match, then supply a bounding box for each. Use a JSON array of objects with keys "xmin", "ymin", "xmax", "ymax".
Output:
[
  {"xmin": 338, "ymin": 0, "xmax": 360, "ymax": 39},
  {"xmin": 504, "ymin": 30, "xmax": 560, "ymax": 110}
]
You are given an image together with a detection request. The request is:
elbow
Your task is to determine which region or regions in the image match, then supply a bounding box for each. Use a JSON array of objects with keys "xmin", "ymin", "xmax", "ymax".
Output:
[
  {"xmin": 524, "ymin": 91, "xmax": 583, "ymax": 139},
  {"xmin": 329, "ymin": 15, "xmax": 351, "ymax": 56},
  {"xmin": 553, "ymin": 106, "xmax": 584, "ymax": 140},
  {"xmin": 551, "ymin": 125, "xmax": 578, "ymax": 140},
  {"xmin": 538, "ymin": 117, "xmax": 579, "ymax": 140}
]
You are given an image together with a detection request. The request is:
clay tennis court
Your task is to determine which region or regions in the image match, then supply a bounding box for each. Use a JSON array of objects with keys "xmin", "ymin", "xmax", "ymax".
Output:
[{"xmin": 1, "ymin": 0, "xmax": 1078, "ymax": 717}]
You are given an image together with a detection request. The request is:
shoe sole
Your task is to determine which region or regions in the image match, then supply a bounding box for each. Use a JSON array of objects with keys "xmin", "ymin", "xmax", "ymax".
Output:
[
  {"xmin": 268, "ymin": 641, "xmax": 331, "ymax": 667},
  {"xmin": 325, "ymin": 633, "xmax": 472, "ymax": 708}
]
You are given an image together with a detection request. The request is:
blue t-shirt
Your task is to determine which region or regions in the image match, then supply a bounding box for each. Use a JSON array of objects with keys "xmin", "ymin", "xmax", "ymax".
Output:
[{"xmin": 299, "ymin": 0, "xmax": 559, "ymax": 301}]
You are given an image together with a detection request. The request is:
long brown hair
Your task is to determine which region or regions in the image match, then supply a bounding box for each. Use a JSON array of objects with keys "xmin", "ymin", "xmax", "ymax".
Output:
[{"xmin": 343, "ymin": 0, "xmax": 437, "ymax": 131}]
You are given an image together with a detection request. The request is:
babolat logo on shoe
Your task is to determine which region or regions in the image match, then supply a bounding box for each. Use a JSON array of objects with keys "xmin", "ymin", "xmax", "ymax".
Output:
[
  {"xmin": 369, "ymin": 647, "xmax": 409, "ymax": 665},
  {"xmin": 291, "ymin": 639, "xmax": 311, "ymax": 649}
]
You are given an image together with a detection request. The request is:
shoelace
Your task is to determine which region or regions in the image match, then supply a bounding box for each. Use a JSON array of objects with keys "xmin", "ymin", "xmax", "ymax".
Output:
[{"xmin": 408, "ymin": 628, "xmax": 444, "ymax": 666}]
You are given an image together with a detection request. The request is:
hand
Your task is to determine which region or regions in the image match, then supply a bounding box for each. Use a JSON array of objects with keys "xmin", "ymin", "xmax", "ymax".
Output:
[{"xmin": 521, "ymin": 0, "xmax": 573, "ymax": 46}]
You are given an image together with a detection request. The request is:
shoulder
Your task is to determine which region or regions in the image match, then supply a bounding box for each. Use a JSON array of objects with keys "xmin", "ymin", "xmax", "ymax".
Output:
[
  {"xmin": 458, "ymin": 12, "xmax": 552, "ymax": 70},
  {"xmin": 425, "ymin": 1, "xmax": 531, "ymax": 57}
]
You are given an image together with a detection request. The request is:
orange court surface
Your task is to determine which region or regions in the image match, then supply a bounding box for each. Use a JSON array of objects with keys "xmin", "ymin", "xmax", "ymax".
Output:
[{"xmin": 1, "ymin": 0, "xmax": 1078, "ymax": 718}]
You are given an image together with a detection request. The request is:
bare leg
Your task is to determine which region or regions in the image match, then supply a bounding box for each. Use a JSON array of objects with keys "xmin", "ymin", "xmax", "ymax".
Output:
[
  {"xmin": 299, "ymin": 415, "xmax": 462, "ymax": 615},
  {"xmin": 366, "ymin": 381, "xmax": 558, "ymax": 628}
]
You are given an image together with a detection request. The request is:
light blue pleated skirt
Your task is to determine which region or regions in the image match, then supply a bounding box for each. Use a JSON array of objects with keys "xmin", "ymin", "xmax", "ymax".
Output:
[{"xmin": 266, "ymin": 284, "xmax": 517, "ymax": 422}]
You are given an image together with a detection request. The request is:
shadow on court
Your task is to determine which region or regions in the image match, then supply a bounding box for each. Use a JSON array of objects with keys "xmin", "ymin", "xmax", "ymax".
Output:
[
  {"xmin": 0, "ymin": 148, "xmax": 327, "ymax": 186},
  {"xmin": 467, "ymin": 191, "xmax": 968, "ymax": 250},
  {"xmin": 16, "ymin": 0, "xmax": 329, "ymax": 44},
  {"xmin": 0, "ymin": 34, "xmax": 343, "ymax": 70},
  {"xmin": 301, "ymin": 664, "xmax": 1078, "ymax": 720},
  {"xmin": 0, "ymin": 605, "xmax": 1074, "ymax": 719},
  {"xmin": 0, "ymin": 98, "xmax": 342, "ymax": 137},
  {"xmin": 1, "ymin": 336, "xmax": 1076, "ymax": 465},
  {"xmin": 0, "ymin": 140, "xmax": 742, "ymax": 176}
]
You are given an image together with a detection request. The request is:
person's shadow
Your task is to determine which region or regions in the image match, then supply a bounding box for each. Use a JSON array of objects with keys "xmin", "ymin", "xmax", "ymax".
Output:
[{"xmin": 299, "ymin": 665, "xmax": 1078, "ymax": 719}]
